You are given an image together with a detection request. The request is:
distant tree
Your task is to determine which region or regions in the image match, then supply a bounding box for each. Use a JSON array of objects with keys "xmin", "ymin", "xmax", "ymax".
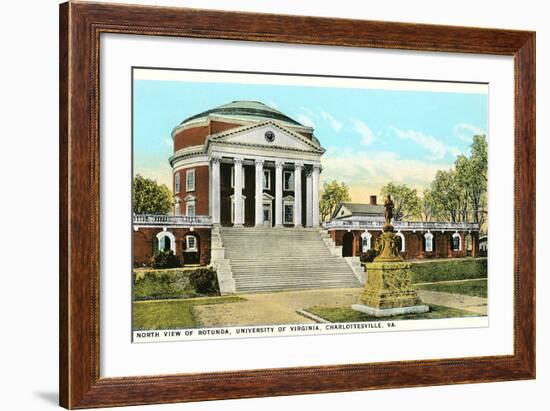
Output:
[
  {"xmin": 320, "ymin": 180, "xmax": 351, "ymax": 221},
  {"xmin": 380, "ymin": 182, "xmax": 421, "ymax": 221},
  {"xmin": 429, "ymin": 170, "xmax": 463, "ymax": 222},
  {"xmin": 133, "ymin": 174, "xmax": 172, "ymax": 215},
  {"xmin": 461, "ymin": 135, "xmax": 488, "ymax": 225},
  {"xmin": 421, "ymin": 188, "xmax": 439, "ymax": 222}
]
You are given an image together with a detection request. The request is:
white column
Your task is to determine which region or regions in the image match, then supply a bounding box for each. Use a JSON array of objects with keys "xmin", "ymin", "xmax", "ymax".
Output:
[
  {"xmin": 254, "ymin": 159, "xmax": 264, "ymax": 227},
  {"xmin": 233, "ymin": 157, "xmax": 244, "ymax": 226},
  {"xmin": 312, "ymin": 164, "xmax": 321, "ymax": 227},
  {"xmin": 294, "ymin": 163, "xmax": 302, "ymax": 227},
  {"xmin": 275, "ymin": 160, "xmax": 284, "ymax": 227},
  {"xmin": 211, "ymin": 156, "xmax": 221, "ymax": 224},
  {"xmin": 306, "ymin": 170, "xmax": 313, "ymax": 227}
]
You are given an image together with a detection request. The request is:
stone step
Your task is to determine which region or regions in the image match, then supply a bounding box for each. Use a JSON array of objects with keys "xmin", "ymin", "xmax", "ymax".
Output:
[{"xmin": 218, "ymin": 227, "xmax": 359, "ymax": 293}]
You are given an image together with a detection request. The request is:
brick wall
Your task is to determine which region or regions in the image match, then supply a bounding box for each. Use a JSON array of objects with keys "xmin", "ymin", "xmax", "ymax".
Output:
[
  {"xmin": 330, "ymin": 229, "xmax": 478, "ymax": 260},
  {"xmin": 133, "ymin": 227, "xmax": 211, "ymax": 267}
]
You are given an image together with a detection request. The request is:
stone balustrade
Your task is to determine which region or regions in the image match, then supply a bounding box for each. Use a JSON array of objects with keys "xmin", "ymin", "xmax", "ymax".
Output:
[
  {"xmin": 323, "ymin": 219, "xmax": 479, "ymax": 232},
  {"xmin": 133, "ymin": 214, "xmax": 212, "ymax": 227}
]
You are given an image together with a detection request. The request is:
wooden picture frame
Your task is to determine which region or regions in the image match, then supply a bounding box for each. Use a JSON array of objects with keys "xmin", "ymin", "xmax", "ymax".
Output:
[{"xmin": 59, "ymin": 1, "xmax": 535, "ymax": 408}]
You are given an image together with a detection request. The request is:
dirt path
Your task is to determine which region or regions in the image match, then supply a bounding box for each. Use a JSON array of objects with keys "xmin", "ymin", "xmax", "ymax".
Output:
[
  {"xmin": 193, "ymin": 288, "xmax": 362, "ymax": 327},
  {"xmin": 416, "ymin": 290, "xmax": 488, "ymax": 315},
  {"xmin": 193, "ymin": 287, "xmax": 488, "ymax": 327}
]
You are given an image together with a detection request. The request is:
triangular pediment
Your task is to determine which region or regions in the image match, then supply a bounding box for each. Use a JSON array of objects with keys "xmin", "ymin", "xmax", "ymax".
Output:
[{"xmin": 208, "ymin": 121, "xmax": 323, "ymax": 153}]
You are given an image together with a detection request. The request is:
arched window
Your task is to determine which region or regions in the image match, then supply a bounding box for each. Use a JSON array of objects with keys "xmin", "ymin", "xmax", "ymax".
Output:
[
  {"xmin": 156, "ymin": 231, "xmax": 176, "ymax": 253},
  {"xmin": 452, "ymin": 232, "xmax": 462, "ymax": 251},
  {"xmin": 396, "ymin": 231, "xmax": 405, "ymax": 252},
  {"xmin": 424, "ymin": 232, "xmax": 434, "ymax": 252},
  {"xmin": 361, "ymin": 231, "xmax": 372, "ymax": 252},
  {"xmin": 465, "ymin": 233, "xmax": 473, "ymax": 252}
]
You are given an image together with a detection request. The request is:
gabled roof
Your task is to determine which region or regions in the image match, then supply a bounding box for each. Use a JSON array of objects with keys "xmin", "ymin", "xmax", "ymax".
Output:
[
  {"xmin": 207, "ymin": 120, "xmax": 325, "ymax": 154},
  {"xmin": 332, "ymin": 202, "xmax": 384, "ymax": 220}
]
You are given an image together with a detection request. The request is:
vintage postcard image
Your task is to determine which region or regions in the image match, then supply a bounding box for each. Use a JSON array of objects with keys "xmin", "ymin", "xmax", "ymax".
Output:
[{"xmin": 131, "ymin": 68, "xmax": 488, "ymax": 343}]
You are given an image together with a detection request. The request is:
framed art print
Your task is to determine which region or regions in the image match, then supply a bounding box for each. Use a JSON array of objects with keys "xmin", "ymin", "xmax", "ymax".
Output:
[{"xmin": 59, "ymin": 1, "xmax": 535, "ymax": 408}]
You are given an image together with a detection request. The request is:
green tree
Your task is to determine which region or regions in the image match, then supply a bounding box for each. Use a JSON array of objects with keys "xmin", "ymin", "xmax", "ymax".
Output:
[
  {"xmin": 320, "ymin": 180, "xmax": 351, "ymax": 221},
  {"xmin": 453, "ymin": 155, "xmax": 472, "ymax": 222},
  {"xmin": 426, "ymin": 134, "xmax": 487, "ymax": 225},
  {"xmin": 463, "ymin": 135, "xmax": 488, "ymax": 225},
  {"xmin": 133, "ymin": 174, "xmax": 173, "ymax": 214},
  {"xmin": 421, "ymin": 188, "xmax": 439, "ymax": 222},
  {"xmin": 380, "ymin": 182, "xmax": 421, "ymax": 221},
  {"xmin": 429, "ymin": 170, "xmax": 463, "ymax": 222}
]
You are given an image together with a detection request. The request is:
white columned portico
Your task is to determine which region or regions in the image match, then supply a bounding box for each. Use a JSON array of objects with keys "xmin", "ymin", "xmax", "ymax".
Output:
[
  {"xmin": 294, "ymin": 163, "xmax": 303, "ymax": 227},
  {"xmin": 254, "ymin": 159, "xmax": 264, "ymax": 227},
  {"xmin": 306, "ymin": 170, "xmax": 313, "ymax": 227},
  {"xmin": 275, "ymin": 160, "xmax": 284, "ymax": 227},
  {"xmin": 233, "ymin": 157, "xmax": 244, "ymax": 226},
  {"xmin": 312, "ymin": 164, "xmax": 321, "ymax": 227},
  {"xmin": 211, "ymin": 156, "xmax": 221, "ymax": 225}
]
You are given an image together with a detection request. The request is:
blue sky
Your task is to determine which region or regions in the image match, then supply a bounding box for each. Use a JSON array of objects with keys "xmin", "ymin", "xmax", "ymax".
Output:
[{"xmin": 134, "ymin": 77, "xmax": 487, "ymax": 202}]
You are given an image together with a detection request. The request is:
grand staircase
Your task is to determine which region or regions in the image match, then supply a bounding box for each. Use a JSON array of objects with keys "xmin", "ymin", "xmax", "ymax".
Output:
[{"xmin": 212, "ymin": 227, "xmax": 363, "ymax": 293}]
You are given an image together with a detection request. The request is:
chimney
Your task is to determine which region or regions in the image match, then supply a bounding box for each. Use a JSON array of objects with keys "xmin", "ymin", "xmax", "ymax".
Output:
[{"xmin": 370, "ymin": 195, "xmax": 377, "ymax": 205}]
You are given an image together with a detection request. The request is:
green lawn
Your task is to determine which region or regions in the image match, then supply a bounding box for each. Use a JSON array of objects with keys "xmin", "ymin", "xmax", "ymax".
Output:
[
  {"xmin": 414, "ymin": 279, "xmax": 487, "ymax": 298},
  {"xmin": 133, "ymin": 296, "xmax": 245, "ymax": 330},
  {"xmin": 305, "ymin": 304, "xmax": 481, "ymax": 323}
]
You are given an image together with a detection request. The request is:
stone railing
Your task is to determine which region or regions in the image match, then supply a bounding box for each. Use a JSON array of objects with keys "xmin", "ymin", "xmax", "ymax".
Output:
[
  {"xmin": 133, "ymin": 214, "xmax": 212, "ymax": 227},
  {"xmin": 322, "ymin": 219, "xmax": 479, "ymax": 232}
]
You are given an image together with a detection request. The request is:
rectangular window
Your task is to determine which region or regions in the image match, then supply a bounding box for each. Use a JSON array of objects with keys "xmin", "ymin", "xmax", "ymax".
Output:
[
  {"xmin": 283, "ymin": 171, "xmax": 294, "ymax": 191},
  {"xmin": 186, "ymin": 202, "xmax": 196, "ymax": 217},
  {"xmin": 263, "ymin": 169, "xmax": 271, "ymax": 190},
  {"xmin": 174, "ymin": 173, "xmax": 180, "ymax": 193},
  {"xmin": 231, "ymin": 166, "xmax": 246, "ymax": 188},
  {"xmin": 186, "ymin": 235, "xmax": 197, "ymax": 251},
  {"xmin": 284, "ymin": 204, "xmax": 294, "ymax": 224},
  {"xmin": 186, "ymin": 169, "xmax": 195, "ymax": 192}
]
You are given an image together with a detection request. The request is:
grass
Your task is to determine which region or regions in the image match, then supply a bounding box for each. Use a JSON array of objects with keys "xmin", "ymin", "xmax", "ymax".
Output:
[
  {"xmin": 133, "ymin": 296, "xmax": 245, "ymax": 330},
  {"xmin": 133, "ymin": 267, "xmax": 219, "ymax": 300},
  {"xmin": 414, "ymin": 278, "xmax": 487, "ymax": 298},
  {"xmin": 305, "ymin": 304, "xmax": 481, "ymax": 323},
  {"xmin": 409, "ymin": 258, "xmax": 487, "ymax": 284}
]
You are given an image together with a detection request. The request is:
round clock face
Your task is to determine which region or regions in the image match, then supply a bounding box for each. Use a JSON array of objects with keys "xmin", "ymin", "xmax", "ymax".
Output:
[{"xmin": 264, "ymin": 130, "xmax": 275, "ymax": 142}]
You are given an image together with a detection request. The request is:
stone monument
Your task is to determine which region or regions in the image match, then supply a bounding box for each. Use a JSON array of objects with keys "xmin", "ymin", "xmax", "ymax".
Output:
[{"xmin": 351, "ymin": 194, "xmax": 429, "ymax": 317}]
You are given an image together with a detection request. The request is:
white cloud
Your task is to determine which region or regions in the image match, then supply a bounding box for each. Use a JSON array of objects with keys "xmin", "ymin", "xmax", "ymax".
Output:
[
  {"xmin": 164, "ymin": 138, "xmax": 173, "ymax": 149},
  {"xmin": 266, "ymin": 100, "xmax": 279, "ymax": 109},
  {"xmin": 454, "ymin": 123, "xmax": 486, "ymax": 142},
  {"xmin": 320, "ymin": 111, "xmax": 343, "ymax": 132},
  {"xmin": 390, "ymin": 126, "xmax": 447, "ymax": 160},
  {"xmin": 321, "ymin": 148, "xmax": 451, "ymax": 202},
  {"xmin": 351, "ymin": 119, "xmax": 376, "ymax": 145},
  {"xmin": 295, "ymin": 113, "xmax": 315, "ymax": 128}
]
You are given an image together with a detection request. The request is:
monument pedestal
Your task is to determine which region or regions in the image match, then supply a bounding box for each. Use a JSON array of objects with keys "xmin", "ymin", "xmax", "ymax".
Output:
[
  {"xmin": 351, "ymin": 196, "xmax": 430, "ymax": 318},
  {"xmin": 352, "ymin": 261, "xmax": 428, "ymax": 317}
]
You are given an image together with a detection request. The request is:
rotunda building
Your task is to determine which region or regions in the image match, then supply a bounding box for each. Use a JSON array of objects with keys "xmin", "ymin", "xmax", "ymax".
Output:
[{"xmin": 169, "ymin": 100, "xmax": 325, "ymax": 227}]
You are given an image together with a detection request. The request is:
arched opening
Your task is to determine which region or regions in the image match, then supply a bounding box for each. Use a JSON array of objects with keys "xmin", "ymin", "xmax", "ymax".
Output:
[
  {"xmin": 342, "ymin": 232, "xmax": 354, "ymax": 257},
  {"xmin": 396, "ymin": 231, "xmax": 405, "ymax": 252},
  {"xmin": 465, "ymin": 233, "xmax": 473, "ymax": 254},
  {"xmin": 156, "ymin": 231, "xmax": 176, "ymax": 253},
  {"xmin": 452, "ymin": 232, "xmax": 462, "ymax": 252},
  {"xmin": 182, "ymin": 232, "xmax": 200, "ymax": 265},
  {"xmin": 423, "ymin": 232, "xmax": 434, "ymax": 253},
  {"xmin": 361, "ymin": 231, "xmax": 372, "ymax": 253}
]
